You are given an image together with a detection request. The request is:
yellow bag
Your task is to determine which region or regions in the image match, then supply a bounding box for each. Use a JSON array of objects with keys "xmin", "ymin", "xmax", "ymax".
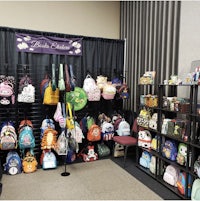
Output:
[
  {"xmin": 66, "ymin": 102, "xmax": 75, "ymax": 129},
  {"xmin": 43, "ymin": 82, "xmax": 59, "ymax": 105}
]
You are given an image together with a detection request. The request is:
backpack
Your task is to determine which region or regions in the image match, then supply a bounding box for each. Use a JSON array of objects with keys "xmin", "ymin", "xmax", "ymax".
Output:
[
  {"xmin": 0, "ymin": 121, "xmax": 17, "ymax": 150},
  {"xmin": 102, "ymin": 82, "xmax": 116, "ymax": 100},
  {"xmin": 66, "ymin": 149, "xmax": 76, "ymax": 163},
  {"xmin": 17, "ymin": 75, "xmax": 35, "ymax": 103},
  {"xmin": 113, "ymin": 142, "xmax": 124, "ymax": 157},
  {"xmin": 138, "ymin": 130, "xmax": 152, "ymax": 149},
  {"xmin": 83, "ymin": 74, "xmax": 101, "ymax": 101},
  {"xmin": 18, "ymin": 125, "xmax": 35, "ymax": 154},
  {"xmin": 101, "ymin": 122, "xmax": 114, "ymax": 141},
  {"xmin": 40, "ymin": 118, "xmax": 55, "ymax": 139},
  {"xmin": 149, "ymin": 156, "xmax": 157, "ymax": 174},
  {"xmin": 22, "ymin": 152, "xmax": 38, "ymax": 173},
  {"xmin": 163, "ymin": 165, "xmax": 180, "ymax": 187},
  {"xmin": 151, "ymin": 135, "xmax": 160, "ymax": 151},
  {"xmin": 79, "ymin": 145, "xmax": 98, "ymax": 162},
  {"xmin": 87, "ymin": 124, "xmax": 101, "ymax": 142},
  {"xmin": 137, "ymin": 108, "xmax": 151, "ymax": 128},
  {"xmin": 191, "ymin": 178, "xmax": 200, "ymax": 200},
  {"xmin": 41, "ymin": 128, "xmax": 58, "ymax": 150},
  {"xmin": 194, "ymin": 155, "xmax": 200, "ymax": 178},
  {"xmin": 162, "ymin": 140, "xmax": 177, "ymax": 161},
  {"xmin": 42, "ymin": 150, "xmax": 57, "ymax": 169},
  {"xmin": 86, "ymin": 116, "xmax": 95, "ymax": 130},
  {"xmin": 116, "ymin": 119, "xmax": 130, "ymax": 136},
  {"xmin": 177, "ymin": 172, "xmax": 192, "ymax": 197},
  {"xmin": 139, "ymin": 151, "xmax": 151, "ymax": 168},
  {"xmin": 176, "ymin": 143, "xmax": 187, "ymax": 166},
  {"xmin": 0, "ymin": 75, "xmax": 15, "ymax": 105},
  {"xmin": 55, "ymin": 131, "xmax": 68, "ymax": 155},
  {"xmin": 4, "ymin": 151, "xmax": 22, "ymax": 175},
  {"xmin": 117, "ymin": 83, "xmax": 129, "ymax": 99}
]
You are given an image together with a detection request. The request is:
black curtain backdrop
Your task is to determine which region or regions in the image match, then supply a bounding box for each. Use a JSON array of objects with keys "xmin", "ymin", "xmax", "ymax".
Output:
[
  {"xmin": 0, "ymin": 27, "xmax": 124, "ymax": 162},
  {"xmin": 0, "ymin": 27, "xmax": 124, "ymax": 86}
]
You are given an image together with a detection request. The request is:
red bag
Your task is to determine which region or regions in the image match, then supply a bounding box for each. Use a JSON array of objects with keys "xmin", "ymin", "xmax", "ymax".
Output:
[{"xmin": 87, "ymin": 124, "xmax": 101, "ymax": 142}]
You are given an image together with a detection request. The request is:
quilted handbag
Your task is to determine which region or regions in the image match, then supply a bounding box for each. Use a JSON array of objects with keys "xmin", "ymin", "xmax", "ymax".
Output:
[{"xmin": 97, "ymin": 143, "xmax": 110, "ymax": 158}]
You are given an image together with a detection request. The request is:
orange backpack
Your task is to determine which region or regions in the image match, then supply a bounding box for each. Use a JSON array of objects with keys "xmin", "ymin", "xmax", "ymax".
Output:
[{"xmin": 87, "ymin": 124, "xmax": 101, "ymax": 142}]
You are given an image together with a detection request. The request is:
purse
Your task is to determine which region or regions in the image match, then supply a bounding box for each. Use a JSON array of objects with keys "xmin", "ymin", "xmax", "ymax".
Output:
[
  {"xmin": 66, "ymin": 102, "xmax": 75, "ymax": 129},
  {"xmin": 97, "ymin": 143, "xmax": 110, "ymax": 158},
  {"xmin": 43, "ymin": 82, "xmax": 59, "ymax": 105}
]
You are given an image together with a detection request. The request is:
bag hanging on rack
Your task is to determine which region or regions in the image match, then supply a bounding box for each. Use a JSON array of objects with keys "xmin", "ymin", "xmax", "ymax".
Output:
[
  {"xmin": 66, "ymin": 102, "xmax": 75, "ymax": 129},
  {"xmin": 58, "ymin": 64, "xmax": 65, "ymax": 91},
  {"xmin": 43, "ymin": 82, "xmax": 59, "ymax": 105},
  {"xmin": 64, "ymin": 64, "xmax": 71, "ymax": 92},
  {"xmin": 69, "ymin": 64, "xmax": 76, "ymax": 91},
  {"xmin": 51, "ymin": 64, "xmax": 57, "ymax": 91}
]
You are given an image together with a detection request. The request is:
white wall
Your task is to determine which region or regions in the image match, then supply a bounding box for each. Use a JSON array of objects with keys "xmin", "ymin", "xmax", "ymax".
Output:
[
  {"xmin": 0, "ymin": 1, "xmax": 120, "ymax": 39},
  {"xmin": 178, "ymin": 1, "xmax": 200, "ymax": 101}
]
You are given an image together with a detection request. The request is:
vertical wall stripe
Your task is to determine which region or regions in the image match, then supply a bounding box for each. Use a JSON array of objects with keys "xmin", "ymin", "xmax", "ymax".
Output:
[{"xmin": 120, "ymin": 1, "xmax": 181, "ymax": 111}]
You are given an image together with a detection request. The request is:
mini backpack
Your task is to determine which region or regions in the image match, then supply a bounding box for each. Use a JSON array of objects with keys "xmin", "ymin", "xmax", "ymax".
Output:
[
  {"xmin": 149, "ymin": 156, "xmax": 157, "ymax": 174},
  {"xmin": 0, "ymin": 121, "xmax": 17, "ymax": 150},
  {"xmin": 101, "ymin": 121, "xmax": 114, "ymax": 141},
  {"xmin": 163, "ymin": 165, "xmax": 180, "ymax": 187},
  {"xmin": 55, "ymin": 131, "xmax": 68, "ymax": 155},
  {"xmin": 137, "ymin": 108, "xmax": 151, "ymax": 128},
  {"xmin": 40, "ymin": 118, "xmax": 55, "ymax": 139},
  {"xmin": 79, "ymin": 145, "xmax": 98, "ymax": 162},
  {"xmin": 151, "ymin": 135, "xmax": 160, "ymax": 151},
  {"xmin": 42, "ymin": 150, "xmax": 57, "ymax": 169},
  {"xmin": 102, "ymin": 82, "xmax": 116, "ymax": 100},
  {"xmin": 139, "ymin": 151, "xmax": 151, "ymax": 168},
  {"xmin": 18, "ymin": 125, "xmax": 35, "ymax": 155},
  {"xmin": 4, "ymin": 151, "xmax": 22, "ymax": 175},
  {"xmin": 162, "ymin": 140, "xmax": 177, "ymax": 161},
  {"xmin": 22, "ymin": 152, "xmax": 38, "ymax": 173},
  {"xmin": 116, "ymin": 119, "xmax": 130, "ymax": 136},
  {"xmin": 87, "ymin": 124, "xmax": 101, "ymax": 142},
  {"xmin": 177, "ymin": 172, "xmax": 192, "ymax": 197},
  {"xmin": 83, "ymin": 74, "xmax": 101, "ymax": 101},
  {"xmin": 176, "ymin": 143, "xmax": 187, "ymax": 166},
  {"xmin": 138, "ymin": 130, "xmax": 152, "ymax": 149},
  {"xmin": 0, "ymin": 75, "xmax": 15, "ymax": 105},
  {"xmin": 191, "ymin": 178, "xmax": 200, "ymax": 200}
]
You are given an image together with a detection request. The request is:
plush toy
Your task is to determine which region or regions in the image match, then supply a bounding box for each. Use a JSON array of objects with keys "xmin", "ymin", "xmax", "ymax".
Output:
[{"xmin": 176, "ymin": 143, "xmax": 187, "ymax": 166}]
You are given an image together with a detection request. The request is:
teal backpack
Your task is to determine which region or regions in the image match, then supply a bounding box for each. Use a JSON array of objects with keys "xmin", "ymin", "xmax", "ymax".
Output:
[
  {"xmin": 18, "ymin": 126, "xmax": 35, "ymax": 155},
  {"xmin": 192, "ymin": 178, "xmax": 200, "ymax": 200}
]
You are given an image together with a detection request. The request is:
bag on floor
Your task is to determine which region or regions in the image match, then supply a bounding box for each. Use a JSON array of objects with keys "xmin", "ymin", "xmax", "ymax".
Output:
[
  {"xmin": 139, "ymin": 151, "xmax": 151, "ymax": 168},
  {"xmin": 4, "ymin": 151, "xmax": 22, "ymax": 175},
  {"xmin": 191, "ymin": 178, "xmax": 200, "ymax": 200},
  {"xmin": 113, "ymin": 142, "xmax": 124, "ymax": 157},
  {"xmin": 97, "ymin": 143, "xmax": 110, "ymax": 158},
  {"xmin": 0, "ymin": 121, "xmax": 17, "ymax": 150},
  {"xmin": 79, "ymin": 145, "xmax": 98, "ymax": 162},
  {"xmin": 22, "ymin": 152, "xmax": 38, "ymax": 173},
  {"xmin": 42, "ymin": 150, "xmax": 57, "ymax": 169},
  {"xmin": 163, "ymin": 165, "xmax": 179, "ymax": 187}
]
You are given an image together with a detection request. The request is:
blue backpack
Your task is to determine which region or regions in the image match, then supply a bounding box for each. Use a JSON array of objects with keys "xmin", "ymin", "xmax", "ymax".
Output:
[
  {"xmin": 18, "ymin": 126, "xmax": 35, "ymax": 154},
  {"xmin": 162, "ymin": 140, "xmax": 177, "ymax": 161},
  {"xmin": 139, "ymin": 151, "xmax": 151, "ymax": 168},
  {"xmin": 4, "ymin": 151, "xmax": 22, "ymax": 175}
]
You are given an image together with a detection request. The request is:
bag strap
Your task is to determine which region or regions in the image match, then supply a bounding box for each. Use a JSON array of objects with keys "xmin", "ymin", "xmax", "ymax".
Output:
[
  {"xmin": 65, "ymin": 64, "xmax": 71, "ymax": 92},
  {"xmin": 66, "ymin": 102, "xmax": 73, "ymax": 119},
  {"xmin": 69, "ymin": 64, "xmax": 76, "ymax": 91},
  {"xmin": 51, "ymin": 64, "xmax": 57, "ymax": 91},
  {"xmin": 58, "ymin": 64, "xmax": 65, "ymax": 91}
]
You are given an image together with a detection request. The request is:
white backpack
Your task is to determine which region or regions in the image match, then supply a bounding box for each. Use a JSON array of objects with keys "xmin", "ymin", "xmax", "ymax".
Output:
[
  {"xmin": 83, "ymin": 74, "xmax": 101, "ymax": 101},
  {"xmin": 101, "ymin": 122, "xmax": 114, "ymax": 141},
  {"xmin": 192, "ymin": 179, "xmax": 200, "ymax": 200},
  {"xmin": 116, "ymin": 119, "xmax": 130, "ymax": 136},
  {"xmin": 163, "ymin": 165, "xmax": 180, "ymax": 187}
]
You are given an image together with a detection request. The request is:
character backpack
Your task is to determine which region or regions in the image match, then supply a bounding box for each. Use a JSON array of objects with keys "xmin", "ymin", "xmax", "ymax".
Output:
[
  {"xmin": 83, "ymin": 74, "xmax": 101, "ymax": 101},
  {"xmin": 0, "ymin": 121, "xmax": 17, "ymax": 150},
  {"xmin": 191, "ymin": 178, "xmax": 200, "ymax": 200},
  {"xmin": 138, "ymin": 130, "xmax": 152, "ymax": 149},
  {"xmin": 4, "ymin": 151, "xmax": 22, "ymax": 175},
  {"xmin": 0, "ymin": 75, "xmax": 15, "ymax": 105},
  {"xmin": 163, "ymin": 165, "xmax": 180, "ymax": 187},
  {"xmin": 139, "ymin": 151, "xmax": 151, "ymax": 169},
  {"xmin": 101, "ymin": 121, "xmax": 115, "ymax": 141},
  {"xmin": 41, "ymin": 150, "xmax": 57, "ymax": 169},
  {"xmin": 87, "ymin": 124, "xmax": 101, "ymax": 142},
  {"xmin": 176, "ymin": 143, "xmax": 187, "ymax": 166},
  {"xmin": 22, "ymin": 151, "xmax": 38, "ymax": 173},
  {"xmin": 162, "ymin": 140, "xmax": 177, "ymax": 161},
  {"xmin": 194, "ymin": 155, "xmax": 200, "ymax": 178}
]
